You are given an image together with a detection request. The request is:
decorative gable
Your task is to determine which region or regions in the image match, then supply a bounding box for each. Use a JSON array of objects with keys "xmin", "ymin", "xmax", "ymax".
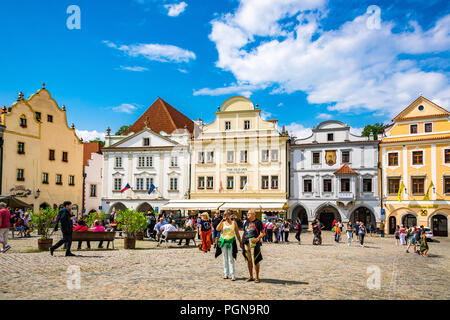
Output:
[
  {"xmin": 392, "ymin": 96, "xmax": 449, "ymax": 122},
  {"xmin": 110, "ymin": 129, "xmax": 179, "ymax": 148}
]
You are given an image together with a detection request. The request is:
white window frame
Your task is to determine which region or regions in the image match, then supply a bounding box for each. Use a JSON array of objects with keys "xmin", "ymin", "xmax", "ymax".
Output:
[
  {"xmin": 170, "ymin": 178, "xmax": 178, "ymax": 191},
  {"xmin": 410, "ymin": 123, "xmax": 419, "ymax": 134},
  {"xmin": 227, "ymin": 176, "xmax": 234, "ymax": 189},
  {"xmin": 171, "ymin": 156, "xmax": 178, "ymax": 167},
  {"xmin": 225, "ymin": 121, "xmax": 231, "ymax": 130},
  {"xmin": 261, "ymin": 150, "xmax": 269, "ymax": 162},
  {"xmin": 115, "ymin": 157, "xmax": 123, "ymax": 168},
  {"xmin": 227, "ymin": 151, "xmax": 234, "ymax": 163},
  {"xmin": 411, "ymin": 149, "xmax": 425, "ymax": 168},
  {"xmin": 114, "ymin": 178, "xmax": 122, "ymax": 191},
  {"xmin": 271, "ymin": 149, "xmax": 279, "ymax": 162},
  {"xmin": 244, "ymin": 120, "xmax": 251, "ymax": 130},
  {"xmin": 240, "ymin": 150, "xmax": 248, "ymax": 163}
]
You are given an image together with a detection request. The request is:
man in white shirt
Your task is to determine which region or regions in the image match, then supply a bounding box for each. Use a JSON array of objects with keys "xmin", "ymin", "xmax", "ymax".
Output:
[{"xmin": 158, "ymin": 221, "xmax": 177, "ymax": 246}]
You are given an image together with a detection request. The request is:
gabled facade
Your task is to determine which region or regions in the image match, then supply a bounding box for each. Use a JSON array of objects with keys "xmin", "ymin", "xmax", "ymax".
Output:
[
  {"xmin": 0, "ymin": 85, "xmax": 83, "ymax": 213},
  {"xmin": 290, "ymin": 120, "xmax": 380, "ymax": 230},
  {"xmin": 83, "ymin": 142, "xmax": 103, "ymax": 214},
  {"xmin": 381, "ymin": 96, "xmax": 450, "ymax": 236}
]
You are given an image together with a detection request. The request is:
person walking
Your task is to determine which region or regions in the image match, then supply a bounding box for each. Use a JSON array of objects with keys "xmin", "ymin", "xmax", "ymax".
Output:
[
  {"xmin": 50, "ymin": 201, "xmax": 76, "ymax": 257},
  {"xmin": 266, "ymin": 219, "xmax": 274, "ymax": 242},
  {"xmin": 273, "ymin": 220, "xmax": 279, "ymax": 243},
  {"xmin": 212, "ymin": 211, "xmax": 222, "ymax": 249},
  {"xmin": 215, "ymin": 211, "xmax": 242, "ymax": 281},
  {"xmin": 418, "ymin": 230, "xmax": 429, "ymax": 257},
  {"xmin": 277, "ymin": 219, "xmax": 284, "ymax": 243},
  {"xmin": 406, "ymin": 226, "xmax": 417, "ymax": 254},
  {"xmin": 0, "ymin": 202, "xmax": 11, "ymax": 253},
  {"xmin": 312, "ymin": 219, "xmax": 324, "ymax": 245},
  {"xmin": 283, "ymin": 220, "xmax": 290, "ymax": 242},
  {"xmin": 379, "ymin": 221, "xmax": 385, "ymax": 238},
  {"xmin": 241, "ymin": 210, "xmax": 264, "ymax": 283},
  {"xmin": 399, "ymin": 225, "xmax": 407, "ymax": 246},
  {"xmin": 346, "ymin": 221, "xmax": 353, "ymax": 246},
  {"xmin": 358, "ymin": 222, "xmax": 367, "ymax": 247},
  {"xmin": 354, "ymin": 221, "xmax": 360, "ymax": 242},
  {"xmin": 394, "ymin": 225, "xmax": 400, "ymax": 245},
  {"xmin": 295, "ymin": 218, "xmax": 302, "ymax": 245},
  {"xmin": 199, "ymin": 212, "xmax": 212, "ymax": 253}
]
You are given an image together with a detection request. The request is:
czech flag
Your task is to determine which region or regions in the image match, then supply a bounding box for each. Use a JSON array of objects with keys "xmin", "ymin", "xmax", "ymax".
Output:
[{"xmin": 121, "ymin": 183, "xmax": 131, "ymax": 193}]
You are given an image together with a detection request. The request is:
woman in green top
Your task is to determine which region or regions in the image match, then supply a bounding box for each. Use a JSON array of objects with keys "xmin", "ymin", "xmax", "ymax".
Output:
[
  {"xmin": 419, "ymin": 232, "xmax": 429, "ymax": 257},
  {"xmin": 215, "ymin": 210, "xmax": 242, "ymax": 281}
]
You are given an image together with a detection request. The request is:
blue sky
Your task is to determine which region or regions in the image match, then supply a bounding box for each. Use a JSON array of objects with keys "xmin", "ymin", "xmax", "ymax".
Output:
[{"xmin": 0, "ymin": 0, "xmax": 449, "ymax": 140}]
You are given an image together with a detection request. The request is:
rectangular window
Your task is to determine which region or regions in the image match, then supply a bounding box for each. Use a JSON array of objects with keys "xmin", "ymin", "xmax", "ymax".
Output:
[
  {"xmin": 115, "ymin": 157, "xmax": 122, "ymax": 168},
  {"xmin": 412, "ymin": 178, "xmax": 425, "ymax": 195},
  {"xmin": 445, "ymin": 149, "xmax": 450, "ymax": 164},
  {"xmin": 114, "ymin": 178, "xmax": 122, "ymax": 191},
  {"xmin": 227, "ymin": 151, "xmax": 234, "ymax": 163},
  {"xmin": 207, "ymin": 151, "xmax": 214, "ymax": 163},
  {"xmin": 171, "ymin": 156, "xmax": 178, "ymax": 167},
  {"xmin": 198, "ymin": 177, "xmax": 205, "ymax": 189},
  {"xmin": 244, "ymin": 120, "xmax": 250, "ymax": 130},
  {"xmin": 412, "ymin": 151, "xmax": 423, "ymax": 165},
  {"xmin": 198, "ymin": 152, "xmax": 205, "ymax": 164},
  {"xmin": 69, "ymin": 175, "xmax": 75, "ymax": 186},
  {"xmin": 138, "ymin": 156, "xmax": 145, "ymax": 167},
  {"xmin": 18, "ymin": 142, "xmax": 25, "ymax": 154},
  {"xmin": 410, "ymin": 124, "xmax": 418, "ymax": 134},
  {"xmin": 47, "ymin": 115, "xmax": 53, "ymax": 123},
  {"xmin": 62, "ymin": 152, "xmax": 68, "ymax": 162},
  {"xmin": 363, "ymin": 178, "xmax": 372, "ymax": 192},
  {"xmin": 145, "ymin": 178, "xmax": 153, "ymax": 190},
  {"xmin": 225, "ymin": 121, "xmax": 231, "ymax": 130},
  {"xmin": 313, "ymin": 152, "xmax": 321, "ymax": 165},
  {"xmin": 17, "ymin": 169, "xmax": 24, "ymax": 181},
  {"xmin": 261, "ymin": 176, "xmax": 269, "ymax": 189},
  {"xmin": 388, "ymin": 178, "xmax": 400, "ymax": 194},
  {"xmin": 323, "ymin": 179, "xmax": 332, "ymax": 192},
  {"xmin": 170, "ymin": 178, "xmax": 178, "ymax": 191},
  {"xmin": 271, "ymin": 176, "xmax": 279, "ymax": 189},
  {"xmin": 304, "ymin": 179, "xmax": 312, "ymax": 193},
  {"xmin": 146, "ymin": 156, "xmax": 153, "ymax": 167},
  {"xmin": 340, "ymin": 178, "xmax": 350, "ymax": 192},
  {"xmin": 207, "ymin": 177, "xmax": 214, "ymax": 189},
  {"xmin": 42, "ymin": 172, "xmax": 49, "ymax": 184},
  {"xmin": 227, "ymin": 176, "xmax": 234, "ymax": 189},
  {"xmin": 240, "ymin": 176, "xmax": 247, "ymax": 190},
  {"xmin": 90, "ymin": 184, "xmax": 97, "ymax": 197},
  {"xmin": 240, "ymin": 150, "xmax": 248, "ymax": 163},
  {"xmin": 20, "ymin": 117, "xmax": 27, "ymax": 127},
  {"xmin": 136, "ymin": 178, "xmax": 144, "ymax": 190},
  {"xmin": 342, "ymin": 151, "xmax": 350, "ymax": 163},
  {"xmin": 328, "ymin": 133, "xmax": 334, "ymax": 141},
  {"xmin": 445, "ymin": 177, "xmax": 450, "ymax": 194},
  {"xmin": 388, "ymin": 153, "xmax": 399, "ymax": 166},
  {"xmin": 271, "ymin": 149, "xmax": 279, "ymax": 162},
  {"xmin": 424, "ymin": 123, "xmax": 433, "ymax": 133},
  {"xmin": 35, "ymin": 112, "xmax": 41, "ymax": 121},
  {"xmin": 262, "ymin": 150, "xmax": 269, "ymax": 162},
  {"xmin": 49, "ymin": 149, "xmax": 55, "ymax": 161},
  {"xmin": 143, "ymin": 138, "xmax": 150, "ymax": 146},
  {"xmin": 56, "ymin": 174, "xmax": 62, "ymax": 185}
]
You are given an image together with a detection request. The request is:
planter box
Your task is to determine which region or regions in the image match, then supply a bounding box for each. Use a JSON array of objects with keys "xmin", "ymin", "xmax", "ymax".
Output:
[
  {"xmin": 38, "ymin": 239, "xmax": 53, "ymax": 251},
  {"xmin": 124, "ymin": 238, "xmax": 136, "ymax": 249}
]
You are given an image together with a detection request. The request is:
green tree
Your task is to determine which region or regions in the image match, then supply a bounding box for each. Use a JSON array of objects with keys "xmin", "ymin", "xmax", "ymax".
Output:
[
  {"xmin": 89, "ymin": 138, "xmax": 105, "ymax": 147},
  {"xmin": 362, "ymin": 123, "xmax": 386, "ymax": 140},
  {"xmin": 115, "ymin": 125, "xmax": 130, "ymax": 135}
]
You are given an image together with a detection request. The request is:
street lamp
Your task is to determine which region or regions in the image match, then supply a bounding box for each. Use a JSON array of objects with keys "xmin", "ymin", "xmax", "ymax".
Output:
[{"xmin": 35, "ymin": 188, "xmax": 40, "ymax": 199}]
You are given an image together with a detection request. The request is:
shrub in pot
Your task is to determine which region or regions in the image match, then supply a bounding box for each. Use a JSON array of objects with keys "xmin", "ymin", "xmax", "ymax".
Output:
[
  {"xmin": 115, "ymin": 209, "xmax": 147, "ymax": 249},
  {"xmin": 30, "ymin": 208, "xmax": 58, "ymax": 251},
  {"xmin": 85, "ymin": 210, "xmax": 107, "ymax": 227}
]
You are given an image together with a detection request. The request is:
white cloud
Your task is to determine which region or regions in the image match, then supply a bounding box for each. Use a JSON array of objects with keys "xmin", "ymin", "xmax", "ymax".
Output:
[
  {"xmin": 277, "ymin": 102, "xmax": 283, "ymax": 107},
  {"xmin": 178, "ymin": 68, "xmax": 188, "ymax": 73},
  {"xmin": 350, "ymin": 127, "xmax": 364, "ymax": 136},
  {"xmin": 284, "ymin": 123, "xmax": 312, "ymax": 139},
  {"xmin": 316, "ymin": 113, "xmax": 333, "ymax": 120},
  {"xmin": 76, "ymin": 130, "xmax": 106, "ymax": 142},
  {"xmin": 260, "ymin": 110, "xmax": 273, "ymax": 120},
  {"xmin": 112, "ymin": 103, "xmax": 139, "ymax": 114},
  {"xmin": 165, "ymin": 2, "xmax": 188, "ymax": 17},
  {"xmin": 193, "ymin": 83, "xmax": 264, "ymax": 98},
  {"xmin": 118, "ymin": 66, "xmax": 148, "ymax": 72},
  {"xmin": 104, "ymin": 40, "xmax": 196, "ymax": 63},
  {"xmin": 207, "ymin": 1, "xmax": 450, "ymax": 117}
]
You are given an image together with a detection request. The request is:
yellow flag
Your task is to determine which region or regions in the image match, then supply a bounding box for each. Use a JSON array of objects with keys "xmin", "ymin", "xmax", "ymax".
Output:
[
  {"xmin": 397, "ymin": 181, "xmax": 405, "ymax": 202},
  {"xmin": 423, "ymin": 181, "xmax": 434, "ymax": 201}
]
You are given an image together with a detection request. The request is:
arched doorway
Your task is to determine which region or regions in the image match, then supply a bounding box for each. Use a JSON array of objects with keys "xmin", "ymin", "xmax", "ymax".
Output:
[
  {"xmin": 432, "ymin": 214, "xmax": 448, "ymax": 237},
  {"xmin": 39, "ymin": 202, "xmax": 50, "ymax": 210},
  {"xmin": 350, "ymin": 207, "xmax": 376, "ymax": 228},
  {"xmin": 136, "ymin": 202, "xmax": 153, "ymax": 213},
  {"xmin": 291, "ymin": 205, "xmax": 309, "ymax": 229},
  {"xmin": 316, "ymin": 205, "xmax": 341, "ymax": 230},
  {"xmin": 402, "ymin": 214, "xmax": 417, "ymax": 228},
  {"xmin": 389, "ymin": 216, "xmax": 397, "ymax": 235},
  {"xmin": 109, "ymin": 202, "xmax": 127, "ymax": 214}
]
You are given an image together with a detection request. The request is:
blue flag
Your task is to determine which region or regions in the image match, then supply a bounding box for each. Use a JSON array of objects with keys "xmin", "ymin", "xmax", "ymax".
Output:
[{"xmin": 148, "ymin": 183, "xmax": 156, "ymax": 195}]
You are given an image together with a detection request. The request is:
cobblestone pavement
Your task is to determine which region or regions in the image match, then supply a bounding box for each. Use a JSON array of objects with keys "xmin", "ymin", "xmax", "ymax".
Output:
[{"xmin": 0, "ymin": 231, "xmax": 449, "ymax": 300}]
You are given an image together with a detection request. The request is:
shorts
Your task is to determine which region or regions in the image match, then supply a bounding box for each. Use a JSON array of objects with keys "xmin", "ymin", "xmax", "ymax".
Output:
[
  {"xmin": 0, "ymin": 228, "xmax": 9, "ymax": 243},
  {"xmin": 409, "ymin": 237, "xmax": 416, "ymax": 244},
  {"xmin": 212, "ymin": 230, "xmax": 221, "ymax": 239},
  {"xmin": 244, "ymin": 243, "xmax": 257, "ymax": 265}
]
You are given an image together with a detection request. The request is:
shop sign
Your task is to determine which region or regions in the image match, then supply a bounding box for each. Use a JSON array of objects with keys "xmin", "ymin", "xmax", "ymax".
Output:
[{"xmin": 420, "ymin": 209, "xmax": 428, "ymax": 216}]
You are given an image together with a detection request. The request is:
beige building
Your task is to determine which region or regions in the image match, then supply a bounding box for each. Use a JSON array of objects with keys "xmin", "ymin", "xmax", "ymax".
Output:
[
  {"xmin": 1, "ymin": 85, "xmax": 83, "ymax": 214},
  {"xmin": 162, "ymin": 96, "xmax": 290, "ymax": 219}
]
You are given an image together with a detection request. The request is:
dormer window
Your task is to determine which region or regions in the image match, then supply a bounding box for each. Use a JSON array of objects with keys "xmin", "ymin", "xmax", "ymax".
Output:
[
  {"xmin": 20, "ymin": 116, "xmax": 27, "ymax": 128},
  {"xmin": 327, "ymin": 133, "xmax": 334, "ymax": 141},
  {"xmin": 143, "ymin": 138, "xmax": 150, "ymax": 146}
]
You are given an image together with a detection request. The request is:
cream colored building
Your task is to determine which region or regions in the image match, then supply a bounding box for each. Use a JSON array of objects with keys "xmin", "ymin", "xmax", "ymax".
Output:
[
  {"xmin": 162, "ymin": 96, "xmax": 290, "ymax": 219},
  {"xmin": 1, "ymin": 85, "xmax": 84, "ymax": 214}
]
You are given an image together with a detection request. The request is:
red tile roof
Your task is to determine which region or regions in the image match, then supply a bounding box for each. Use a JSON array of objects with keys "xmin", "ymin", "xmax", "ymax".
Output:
[
  {"xmin": 124, "ymin": 97, "xmax": 194, "ymax": 136},
  {"xmin": 334, "ymin": 164, "xmax": 358, "ymax": 175},
  {"xmin": 83, "ymin": 142, "xmax": 102, "ymax": 167}
]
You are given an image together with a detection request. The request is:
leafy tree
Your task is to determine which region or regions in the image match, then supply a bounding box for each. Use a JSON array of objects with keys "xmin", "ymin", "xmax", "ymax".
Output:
[
  {"xmin": 115, "ymin": 125, "xmax": 130, "ymax": 135},
  {"xmin": 362, "ymin": 123, "xmax": 387, "ymax": 140},
  {"xmin": 89, "ymin": 138, "xmax": 105, "ymax": 147}
]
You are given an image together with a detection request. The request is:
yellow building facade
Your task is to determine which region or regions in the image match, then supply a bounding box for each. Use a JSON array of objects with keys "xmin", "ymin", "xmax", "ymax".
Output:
[
  {"xmin": 1, "ymin": 86, "xmax": 84, "ymax": 214},
  {"xmin": 380, "ymin": 96, "xmax": 450, "ymax": 237}
]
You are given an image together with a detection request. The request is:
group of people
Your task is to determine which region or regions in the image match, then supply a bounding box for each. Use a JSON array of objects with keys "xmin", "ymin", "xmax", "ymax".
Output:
[
  {"xmin": 261, "ymin": 218, "xmax": 293, "ymax": 243},
  {"xmin": 394, "ymin": 225, "xmax": 429, "ymax": 256}
]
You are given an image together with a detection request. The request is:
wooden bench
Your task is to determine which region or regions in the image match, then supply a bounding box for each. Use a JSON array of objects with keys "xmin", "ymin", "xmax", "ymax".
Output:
[
  {"xmin": 72, "ymin": 231, "xmax": 116, "ymax": 249},
  {"xmin": 158, "ymin": 231, "xmax": 197, "ymax": 248}
]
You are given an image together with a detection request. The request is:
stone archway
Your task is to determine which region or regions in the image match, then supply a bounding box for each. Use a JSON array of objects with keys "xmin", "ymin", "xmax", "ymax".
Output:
[
  {"xmin": 315, "ymin": 205, "xmax": 341, "ymax": 230},
  {"xmin": 39, "ymin": 202, "xmax": 50, "ymax": 210},
  {"xmin": 136, "ymin": 202, "xmax": 153, "ymax": 213},
  {"xmin": 431, "ymin": 214, "xmax": 448, "ymax": 237},
  {"xmin": 402, "ymin": 213, "xmax": 417, "ymax": 228},
  {"xmin": 109, "ymin": 202, "xmax": 127, "ymax": 214},
  {"xmin": 389, "ymin": 216, "xmax": 397, "ymax": 235},
  {"xmin": 350, "ymin": 207, "xmax": 376, "ymax": 228},
  {"xmin": 291, "ymin": 204, "xmax": 309, "ymax": 229}
]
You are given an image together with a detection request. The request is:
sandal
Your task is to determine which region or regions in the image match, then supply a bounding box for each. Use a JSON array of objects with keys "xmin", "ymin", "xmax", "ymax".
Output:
[
  {"xmin": 246, "ymin": 277, "xmax": 255, "ymax": 282},
  {"xmin": 223, "ymin": 275, "xmax": 229, "ymax": 279},
  {"xmin": 231, "ymin": 277, "xmax": 236, "ymax": 281},
  {"xmin": 255, "ymin": 278, "xmax": 260, "ymax": 283}
]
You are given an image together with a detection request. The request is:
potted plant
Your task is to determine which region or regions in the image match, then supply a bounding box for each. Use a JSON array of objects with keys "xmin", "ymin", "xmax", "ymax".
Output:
[
  {"xmin": 30, "ymin": 208, "xmax": 58, "ymax": 251},
  {"xmin": 115, "ymin": 209, "xmax": 147, "ymax": 249},
  {"xmin": 85, "ymin": 210, "xmax": 107, "ymax": 227}
]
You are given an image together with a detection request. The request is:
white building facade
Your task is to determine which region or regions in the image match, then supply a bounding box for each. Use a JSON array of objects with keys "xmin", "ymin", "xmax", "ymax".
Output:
[
  {"xmin": 84, "ymin": 148, "xmax": 103, "ymax": 214},
  {"xmin": 289, "ymin": 121, "xmax": 381, "ymax": 230},
  {"xmin": 101, "ymin": 127, "xmax": 191, "ymax": 215}
]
